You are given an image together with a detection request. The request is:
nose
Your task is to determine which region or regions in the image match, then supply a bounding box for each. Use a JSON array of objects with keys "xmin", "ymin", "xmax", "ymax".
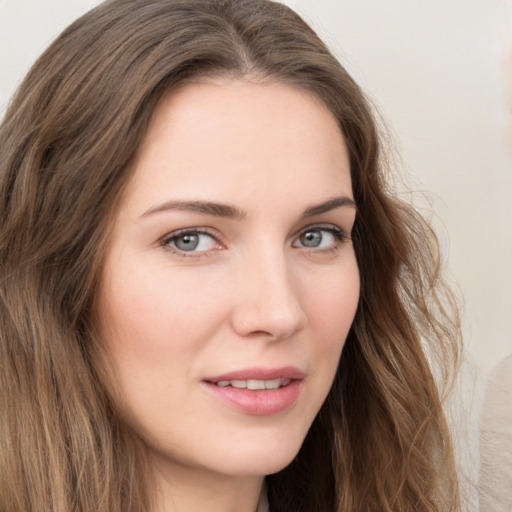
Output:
[{"xmin": 230, "ymin": 249, "xmax": 307, "ymax": 341}]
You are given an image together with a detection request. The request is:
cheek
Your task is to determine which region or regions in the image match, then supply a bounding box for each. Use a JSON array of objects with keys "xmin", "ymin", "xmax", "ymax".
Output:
[
  {"xmin": 100, "ymin": 261, "xmax": 222, "ymax": 358},
  {"xmin": 97, "ymin": 268, "xmax": 211, "ymax": 434},
  {"xmin": 302, "ymin": 258, "xmax": 360, "ymax": 390},
  {"xmin": 307, "ymin": 259, "xmax": 360, "ymax": 340}
]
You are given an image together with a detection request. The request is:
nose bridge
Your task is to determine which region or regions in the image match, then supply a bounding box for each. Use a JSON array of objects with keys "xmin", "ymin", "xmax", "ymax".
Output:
[{"xmin": 230, "ymin": 240, "xmax": 306, "ymax": 339}]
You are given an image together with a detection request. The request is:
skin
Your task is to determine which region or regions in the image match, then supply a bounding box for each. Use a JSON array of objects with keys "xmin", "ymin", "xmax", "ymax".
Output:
[{"xmin": 98, "ymin": 79, "xmax": 360, "ymax": 512}]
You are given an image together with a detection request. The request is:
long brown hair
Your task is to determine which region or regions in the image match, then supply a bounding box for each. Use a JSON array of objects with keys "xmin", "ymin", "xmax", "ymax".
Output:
[{"xmin": 0, "ymin": 1, "xmax": 461, "ymax": 510}]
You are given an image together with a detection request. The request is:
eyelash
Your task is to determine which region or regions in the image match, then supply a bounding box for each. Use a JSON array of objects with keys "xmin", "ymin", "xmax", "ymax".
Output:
[
  {"xmin": 159, "ymin": 224, "xmax": 350, "ymax": 258},
  {"xmin": 160, "ymin": 228, "xmax": 220, "ymax": 258},
  {"xmin": 295, "ymin": 224, "xmax": 349, "ymax": 254}
]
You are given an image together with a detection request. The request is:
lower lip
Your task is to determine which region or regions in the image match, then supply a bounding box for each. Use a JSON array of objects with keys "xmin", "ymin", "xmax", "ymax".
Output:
[{"xmin": 203, "ymin": 380, "xmax": 302, "ymax": 416}]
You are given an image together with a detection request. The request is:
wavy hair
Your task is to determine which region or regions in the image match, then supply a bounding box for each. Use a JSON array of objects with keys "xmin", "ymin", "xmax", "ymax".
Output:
[{"xmin": 0, "ymin": 0, "xmax": 461, "ymax": 510}]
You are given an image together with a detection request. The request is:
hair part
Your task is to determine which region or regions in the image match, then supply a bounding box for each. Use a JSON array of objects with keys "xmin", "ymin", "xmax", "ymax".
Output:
[{"xmin": 0, "ymin": 1, "xmax": 461, "ymax": 511}]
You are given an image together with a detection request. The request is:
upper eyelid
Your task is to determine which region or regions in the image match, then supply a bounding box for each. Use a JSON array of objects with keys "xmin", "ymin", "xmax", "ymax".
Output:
[
  {"xmin": 295, "ymin": 223, "xmax": 350, "ymax": 238},
  {"xmin": 160, "ymin": 227, "xmax": 218, "ymax": 243}
]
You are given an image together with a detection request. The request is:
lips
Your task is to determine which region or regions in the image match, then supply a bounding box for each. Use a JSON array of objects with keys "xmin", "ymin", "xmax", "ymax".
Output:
[
  {"xmin": 205, "ymin": 366, "xmax": 305, "ymax": 383},
  {"xmin": 202, "ymin": 366, "xmax": 304, "ymax": 415}
]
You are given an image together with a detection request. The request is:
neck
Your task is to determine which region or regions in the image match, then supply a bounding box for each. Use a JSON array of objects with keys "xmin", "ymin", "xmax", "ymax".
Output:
[{"xmin": 151, "ymin": 459, "xmax": 265, "ymax": 512}]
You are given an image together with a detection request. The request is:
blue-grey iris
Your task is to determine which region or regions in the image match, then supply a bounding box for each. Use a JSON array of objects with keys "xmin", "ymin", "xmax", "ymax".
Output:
[
  {"xmin": 300, "ymin": 230, "xmax": 322, "ymax": 247},
  {"xmin": 175, "ymin": 234, "xmax": 199, "ymax": 251}
]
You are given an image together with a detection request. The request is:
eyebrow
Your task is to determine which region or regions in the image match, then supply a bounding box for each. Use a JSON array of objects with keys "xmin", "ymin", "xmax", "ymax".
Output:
[
  {"xmin": 140, "ymin": 195, "xmax": 356, "ymax": 220},
  {"xmin": 140, "ymin": 200, "xmax": 246, "ymax": 220},
  {"xmin": 300, "ymin": 196, "xmax": 356, "ymax": 219}
]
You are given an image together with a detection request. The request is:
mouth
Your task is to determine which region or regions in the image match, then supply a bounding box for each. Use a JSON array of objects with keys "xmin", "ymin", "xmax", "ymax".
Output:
[
  {"xmin": 202, "ymin": 367, "xmax": 304, "ymax": 415},
  {"xmin": 212, "ymin": 378, "xmax": 292, "ymax": 390}
]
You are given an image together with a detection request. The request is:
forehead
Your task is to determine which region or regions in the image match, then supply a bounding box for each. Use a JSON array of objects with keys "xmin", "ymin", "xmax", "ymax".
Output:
[{"xmin": 123, "ymin": 79, "xmax": 352, "ymax": 215}]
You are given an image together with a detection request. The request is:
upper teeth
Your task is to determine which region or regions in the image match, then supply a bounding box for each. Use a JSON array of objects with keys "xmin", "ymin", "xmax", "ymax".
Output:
[{"xmin": 215, "ymin": 378, "xmax": 291, "ymax": 390}]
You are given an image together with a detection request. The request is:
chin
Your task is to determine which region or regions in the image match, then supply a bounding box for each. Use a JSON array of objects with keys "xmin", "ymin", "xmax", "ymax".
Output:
[{"xmin": 203, "ymin": 427, "xmax": 308, "ymax": 477}]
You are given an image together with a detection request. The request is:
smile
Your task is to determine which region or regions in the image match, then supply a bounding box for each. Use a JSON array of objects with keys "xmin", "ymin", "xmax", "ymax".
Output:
[
  {"xmin": 215, "ymin": 378, "xmax": 291, "ymax": 389},
  {"xmin": 202, "ymin": 367, "xmax": 304, "ymax": 415}
]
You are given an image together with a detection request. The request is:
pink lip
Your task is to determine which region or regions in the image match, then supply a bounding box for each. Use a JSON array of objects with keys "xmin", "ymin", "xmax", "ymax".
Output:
[
  {"xmin": 202, "ymin": 366, "xmax": 304, "ymax": 416},
  {"xmin": 204, "ymin": 366, "xmax": 304, "ymax": 383}
]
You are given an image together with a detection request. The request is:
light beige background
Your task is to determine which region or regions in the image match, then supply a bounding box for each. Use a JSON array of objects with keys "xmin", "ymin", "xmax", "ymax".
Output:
[{"xmin": 1, "ymin": 1, "xmax": 511, "ymax": 509}]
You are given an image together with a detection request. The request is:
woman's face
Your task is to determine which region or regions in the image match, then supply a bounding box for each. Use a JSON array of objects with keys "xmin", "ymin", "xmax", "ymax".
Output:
[{"xmin": 98, "ymin": 80, "xmax": 359, "ymax": 479}]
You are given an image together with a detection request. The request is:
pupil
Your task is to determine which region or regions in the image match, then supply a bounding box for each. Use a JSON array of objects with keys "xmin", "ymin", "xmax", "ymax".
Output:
[
  {"xmin": 176, "ymin": 234, "xmax": 199, "ymax": 251},
  {"xmin": 301, "ymin": 231, "xmax": 321, "ymax": 247}
]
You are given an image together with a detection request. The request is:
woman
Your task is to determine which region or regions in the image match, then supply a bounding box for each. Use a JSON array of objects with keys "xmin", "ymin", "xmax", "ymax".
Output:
[{"xmin": 0, "ymin": 0, "xmax": 461, "ymax": 511}]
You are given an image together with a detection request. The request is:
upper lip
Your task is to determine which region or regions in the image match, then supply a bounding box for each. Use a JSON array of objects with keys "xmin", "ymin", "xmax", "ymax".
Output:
[{"xmin": 204, "ymin": 366, "xmax": 305, "ymax": 383}]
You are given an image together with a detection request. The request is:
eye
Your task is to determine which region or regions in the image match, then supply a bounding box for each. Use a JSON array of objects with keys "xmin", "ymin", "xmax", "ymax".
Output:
[
  {"xmin": 293, "ymin": 226, "xmax": 347, "ymax": 250},
  {"xmin": 161, "ymin": 229, "xmax": 219, "ymax": 254}
]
